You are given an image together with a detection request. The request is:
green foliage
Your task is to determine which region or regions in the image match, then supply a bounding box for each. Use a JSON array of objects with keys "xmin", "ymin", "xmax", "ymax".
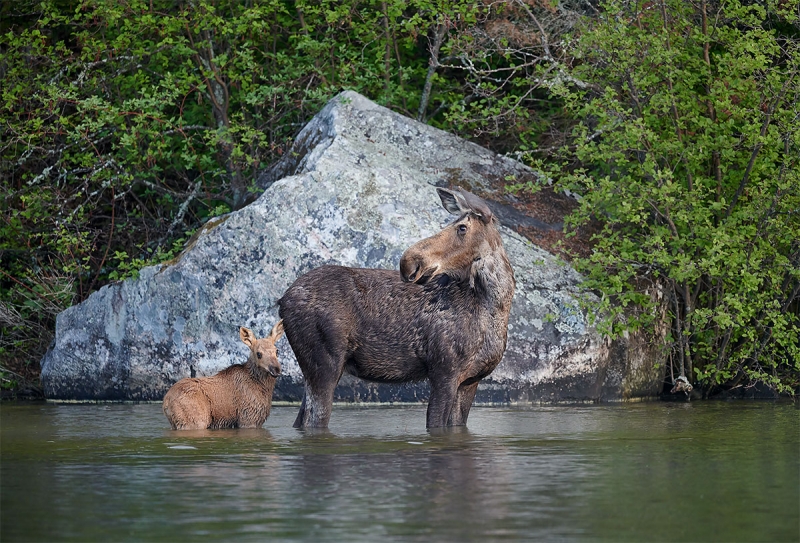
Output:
[
  {"xmin": 0, "ymin": 0, "xmax": 481, "ymax": 380},
  {"xmin": 432, "ymin": 0, "xmax": 579, "ymax": 153},
  {"xmin": 3, "ymin": 0, "xmax": 796, "ymax": 399},
  {"xmin": 548, "ymin": 0, "xmax": 800, "ymax": 395}
]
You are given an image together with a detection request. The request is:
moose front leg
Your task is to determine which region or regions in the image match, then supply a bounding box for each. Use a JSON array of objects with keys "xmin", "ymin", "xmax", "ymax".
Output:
[
  {"xmin": 426, "ymin": 379, "xmax": 459, "ymax": 428},
  {"xmin": 448, "ymin": 381, "xmax": 480, "ymax": 426}
]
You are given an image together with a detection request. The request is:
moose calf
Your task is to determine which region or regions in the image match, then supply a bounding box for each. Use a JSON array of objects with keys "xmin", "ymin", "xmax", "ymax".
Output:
[{"xmin": 163, "ymin": 321, "xmax": 284, "ymax": 430}]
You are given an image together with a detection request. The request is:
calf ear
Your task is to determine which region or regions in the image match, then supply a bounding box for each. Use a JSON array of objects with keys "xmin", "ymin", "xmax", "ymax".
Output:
[
  {"xmin": 270, "ymin": 319, "xmax": 285, "ymax": 342},
  {"xmin": 239, "ymin": 327, "xmax": 255, "ymax": 347}
]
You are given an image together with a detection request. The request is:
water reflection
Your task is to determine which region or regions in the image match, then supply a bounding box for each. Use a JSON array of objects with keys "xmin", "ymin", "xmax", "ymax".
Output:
[
  {"xmin": 1, "ymin": 402, "xmax": 798, "ymax": 542},
  {"xmin": 162, "ymin": 427, "xmax": 273, "ymax": 440},
  {"xmin": 273, "ymin": 423, "xmax": 592, "ymax": 541}
]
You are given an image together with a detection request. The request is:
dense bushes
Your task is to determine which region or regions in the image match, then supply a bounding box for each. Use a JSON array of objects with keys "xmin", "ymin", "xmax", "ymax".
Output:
[
  {"xmin": 0, "ymin": 0, "xmax": 480, "ymax": 390},
  {"xmin": 542, "ymin": 0, "xmax": 800, "ymax": 395},
  {"xmin": 2, "ymin": 0, "xmax": 797, "ymax": 396}
]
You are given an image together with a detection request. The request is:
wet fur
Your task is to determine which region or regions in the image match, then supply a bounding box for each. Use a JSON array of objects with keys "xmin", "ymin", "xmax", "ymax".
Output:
[
  {"xmin": 279, "ymin": 188, "xmax": 515, "ymax": 429},
  {"xmin": 162, "ymin": 322, "xmax": 284, "ymax": 430}
]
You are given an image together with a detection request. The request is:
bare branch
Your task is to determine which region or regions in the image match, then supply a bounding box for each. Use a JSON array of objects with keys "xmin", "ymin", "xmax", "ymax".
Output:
[{"xmin": 418, "ymin": 21, "xmax": 450, "ymax": 122}]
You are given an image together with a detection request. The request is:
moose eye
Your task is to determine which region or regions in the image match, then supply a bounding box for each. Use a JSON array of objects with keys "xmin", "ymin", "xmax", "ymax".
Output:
[
  {"xmin": 458, "ymin": 224, "xmax": 468, "ymax": 235},
  {"xmin": 257, "ymin": 352, "xmax": 262, "ymax": 359}
]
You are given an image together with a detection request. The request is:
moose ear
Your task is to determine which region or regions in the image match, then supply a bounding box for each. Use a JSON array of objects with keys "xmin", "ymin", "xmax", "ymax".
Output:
[
  {"xmin": 239, "ymin": 327, "xmax": 255, "ymax": 347},
  {"xmin": 437, "ymin": 187, "xmax": 494, "ymax": 224},
  {"xmin": 270, "ymin": 319, "xmax": 285, "ymax": 342},
  {"xmin": 437, "ymin": 187, "xmax": 469, "ymax": 215}
]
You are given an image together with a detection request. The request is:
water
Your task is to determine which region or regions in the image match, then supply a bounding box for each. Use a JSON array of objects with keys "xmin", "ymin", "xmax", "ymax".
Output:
[{"xmin": 1, "ymin": 401, "xmax": 798, "ymax": 542}]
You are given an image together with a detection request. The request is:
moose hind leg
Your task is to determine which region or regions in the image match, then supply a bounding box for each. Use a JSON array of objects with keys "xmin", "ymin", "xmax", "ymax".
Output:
[
  {"xmin": 295, "ymin": 355, "xmax": 342, "ymax": 429},
  {"xmin": 295, "ymin": 380, "xmax": 338, "ymax": 428},
  {"xmin": 289, "ymin": 316, "xmax": 347, "ymax": 429},
  {"xmin": 293, "ymin": 394, "xmax": 308, "ymax": 429}
]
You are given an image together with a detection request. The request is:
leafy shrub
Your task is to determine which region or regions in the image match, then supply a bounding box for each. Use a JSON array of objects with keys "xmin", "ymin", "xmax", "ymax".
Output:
[
  {"xmin": 546, "ymin": 0, "xmax": 800, "ymax": 395},
  {"xmin": 0, "ymin": 0, "xmax": 480, "ymax": 387}
]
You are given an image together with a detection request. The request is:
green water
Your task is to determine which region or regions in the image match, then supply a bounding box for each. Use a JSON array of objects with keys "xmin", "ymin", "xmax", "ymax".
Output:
[{"xmin": 1, "ymin": 401, "xmax": 798, "ymax": 542}]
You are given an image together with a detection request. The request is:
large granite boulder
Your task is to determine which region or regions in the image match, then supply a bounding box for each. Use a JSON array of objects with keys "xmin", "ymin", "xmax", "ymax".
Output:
[{"xmin": 40, "ymin": 91, "xmax": 664, "ymax": 403}]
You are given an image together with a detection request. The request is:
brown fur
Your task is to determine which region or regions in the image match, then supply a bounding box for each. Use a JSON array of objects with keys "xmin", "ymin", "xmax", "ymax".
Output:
[
  {"xmin": 162, "ymin": 321, "xmax": 284, "ymax": 430},
  {"xmin": 279, "ymin": 188, "xmax": 515, "ymax": 429}
]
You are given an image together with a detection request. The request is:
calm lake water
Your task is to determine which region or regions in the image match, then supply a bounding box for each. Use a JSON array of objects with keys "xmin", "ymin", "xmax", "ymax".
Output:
[{"xmin": 1, "ymin": 401, "xmax": 798, "ymax": 542}]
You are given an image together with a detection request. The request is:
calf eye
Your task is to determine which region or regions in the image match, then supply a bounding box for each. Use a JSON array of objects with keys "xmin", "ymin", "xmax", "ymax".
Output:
[
  {"xmin": 257, "ymin": 352, "xmax": 262, "ymax": 359},
  {"xmin": 458, "ymin": 224, "xmax": 467, "ymax": 235}
]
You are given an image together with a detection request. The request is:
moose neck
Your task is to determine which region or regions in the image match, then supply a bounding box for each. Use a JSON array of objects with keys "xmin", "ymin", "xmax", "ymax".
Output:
[
  {"xmin": 245, "ymin": 362, "xmax": 276, "ymax": 391},
  {"xmin": 433, "ymin": 234, "xmax": 515, "ymax": 314},
  {"xmin": 470, "ymin": 241, "xmax": 515, "ymax": 313}
]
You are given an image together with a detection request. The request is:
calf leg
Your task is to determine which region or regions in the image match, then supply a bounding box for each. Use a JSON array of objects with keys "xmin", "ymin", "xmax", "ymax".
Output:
[
  {"xmin": 180, "ymin": 410, "xmax": 213, "ymax": 430},
  {"xmin": 163, "ymin": 384, "xmax": 213, "ymax": 430},
  {"xmin": 166, "ymin": 402, "xmax": 212, "ymax": 430}
]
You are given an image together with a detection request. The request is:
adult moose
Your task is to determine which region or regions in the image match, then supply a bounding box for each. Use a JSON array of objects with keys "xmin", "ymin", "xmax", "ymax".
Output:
[{"xmin": 279, "ymin": 187, "xmax": 515, "ymax": 428}]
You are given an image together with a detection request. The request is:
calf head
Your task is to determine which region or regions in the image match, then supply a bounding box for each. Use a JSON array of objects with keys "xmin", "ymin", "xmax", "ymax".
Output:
[
  {"xmin": 239, "ymin": 320, "xmax": 284, "ymax": 377},
  {"xmin": 400, "ymin": 187, "xmax": 499, "ymax": 286}
]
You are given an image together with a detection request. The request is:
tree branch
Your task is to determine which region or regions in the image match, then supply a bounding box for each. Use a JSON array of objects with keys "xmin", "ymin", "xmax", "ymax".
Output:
[
  {"xmin": 418, "ymin": 22, "xmax": 449, "ymax": 122},
  {"xmin": 725, "ymin": 73, "xmax": 795, "ymax": 218}
]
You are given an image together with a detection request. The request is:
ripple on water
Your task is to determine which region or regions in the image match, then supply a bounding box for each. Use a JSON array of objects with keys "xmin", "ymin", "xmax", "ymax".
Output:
[{"xmin": 0, "ymin": 402, "xmax": 797, "ymax": 543}]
